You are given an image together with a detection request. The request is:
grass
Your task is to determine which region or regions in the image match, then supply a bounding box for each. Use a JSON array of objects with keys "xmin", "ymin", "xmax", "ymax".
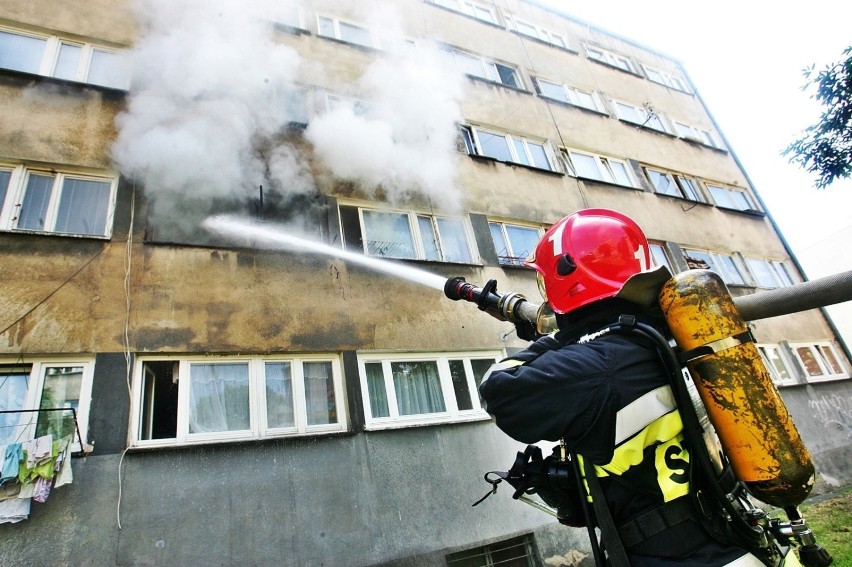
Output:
[{"xmin": 794, "ymin": 488, "xmax": 852, "ymax": 566}]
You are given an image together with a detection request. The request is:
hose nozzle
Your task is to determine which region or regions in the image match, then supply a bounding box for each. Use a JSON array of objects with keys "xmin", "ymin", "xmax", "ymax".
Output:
[{"xmin": 444, "ymin": 277, "xmax": 556, "ymax": 339}]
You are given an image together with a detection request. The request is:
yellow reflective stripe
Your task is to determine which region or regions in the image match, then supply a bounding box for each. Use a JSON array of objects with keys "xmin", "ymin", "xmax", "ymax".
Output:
[
  {"xmin": 614, "ymin": 385, "xmax": 676, "ymax": 445},
  {"xmin": 598, "ymin": 410, "xmax": 690, "ymax": 501},
  {"xmin": 576, "ymin": 454, "xmax": 593, "ymax": 503},
  {"xmin": 600, "ymin": 410, "xmax": 684, "ymax": 475}
]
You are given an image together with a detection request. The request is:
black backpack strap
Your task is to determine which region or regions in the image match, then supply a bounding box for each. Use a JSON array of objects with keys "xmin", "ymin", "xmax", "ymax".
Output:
[{"xmin": 582, "ymin": 455, "xmax": 631, "ymax": 567}]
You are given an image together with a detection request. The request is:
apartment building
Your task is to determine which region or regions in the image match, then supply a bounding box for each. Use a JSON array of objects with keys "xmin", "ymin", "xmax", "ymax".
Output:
[{"xmin": 0, "ymin": 0, "xmax": 849, "ymax": 565}]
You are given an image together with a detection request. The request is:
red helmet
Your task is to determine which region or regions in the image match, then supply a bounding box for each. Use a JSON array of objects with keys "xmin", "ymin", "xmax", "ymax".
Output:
[{"xmin": 525, "ymin": 209, "xmax": 652, "ymax": 314}]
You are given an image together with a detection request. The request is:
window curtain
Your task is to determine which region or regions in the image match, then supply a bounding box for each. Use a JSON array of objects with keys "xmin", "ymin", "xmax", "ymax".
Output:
[
  {"xmin": 55, "ymin": 178, "xmax": 110, "ymax": 236},
  {"xmin": 364, "ymin": 362, "xmax": 389, "ymax": 418},
  {"xmin": 189, "ymin": 364, "xmax": 250, "ymax": 433},
  {"xmin": 304, "ymin": 362, "xmax": 336, "ymax": 426},
  {"xmin": 392, "ymin": 361, "xmax": 445, "ymax": 416},
  {"xmin": 264, "ymin": 362, "xmax": 294, "ymax": 428}
]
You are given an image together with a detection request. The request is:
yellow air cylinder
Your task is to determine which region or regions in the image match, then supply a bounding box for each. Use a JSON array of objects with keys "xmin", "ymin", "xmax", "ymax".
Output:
[{"xmin": 659, "ymin": 269, "xmax": 815, "ymax": 507}]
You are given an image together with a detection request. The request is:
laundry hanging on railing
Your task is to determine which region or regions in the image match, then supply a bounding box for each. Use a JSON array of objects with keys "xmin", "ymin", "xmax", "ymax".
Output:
[{"xmin": 0, "ymin": 433, "xmax": 75, "ymax": 524}]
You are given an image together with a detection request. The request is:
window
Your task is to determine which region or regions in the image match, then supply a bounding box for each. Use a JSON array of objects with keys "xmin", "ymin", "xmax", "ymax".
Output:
[
  {"xmin": 585, "ymin": 45, "xmax": 636, "ymax": 74},
  {"xmin": 317, "ymin": 15, "xmax": 378, "ymax": 49},
  {"xmin": 446, "ymin": 49, "xmax": 522, "ymax": 89},
  {"xmin": 0, "ymin": 165, "xmax": 117, "ymax": 237},
  {"xmin": 359, "ymin": 352, "xmax": 498, "ymax": 428},
  {"xmin": 649, "ymin": 243, "xmax": 672, "ymax": 271},
  {"xmin": 533, "ymin": 78, "xmax": 604, "ymax": 113},
  {"xmin": 505, "ymin": 15, "xmax": 569, "ymax": 49},
  {"xmin": 562, "ymin": 149, "xmax": 637, "ymax": 187},
  {"xmin": 745, "ymin": 258, "xmax": 794, "ymax": 288},
  {"xmin": 790, "ymin": 343, "xmax": 847, "ymax": 381},
  {"xmin": 489, "ymin": 221, "xmax": 542, "ymax": 266},
  {"xmin": 0, "ymin": 359, "xmax": 94, "ymax": 449},
  {"xmin": 682, "ymin": 248, "xmax": 747, "ymax": 286},
  {"xmin": 706, "ymin": 183, "xmax": 757, "ymax": 212},
  {"xmin": 132, "ymin": 355, "xmax": 345, "ymax": 446},
  {"xmin": 642, "ymin": 64, "xmax": 692, "ymax": 93},
  {"xmin": 339, "ymin": 205, "xmax": 476, "ymax": 263},
  {"xmin": 428, "ymin": 0, "xmax": 498, "ymax": 25},
  {"xmin": 758, "ymin": 345, "xmax": 797, "ymax": 386},
  {"xmin": 643, "ymin": 168, "xmax": 703, "ymax": 201},
  {"xmin": 447, "ymin": 535, "xmax": 537, "ymax": 567},
  {"xmin": 266, "ymin": 4, "xmax": 306, "ymax": 31},
  {"xmin": 612, "ymin": 100, "xmax": 669, "ymax": 133},
  {"xmin": 673, "ymin": 121, "xmax": 721, "ymax": 149},
  {"xmin": 0, "ymin": 28, "xmax": 129, "ymax": 89},
  {"xmin": 462, "ymin": 126, "xmax": 554, "ymax": 170}
]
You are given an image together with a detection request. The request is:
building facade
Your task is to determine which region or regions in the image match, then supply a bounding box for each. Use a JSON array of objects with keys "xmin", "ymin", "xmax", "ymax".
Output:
[{"xmin": 0, "ymin": 0, "xmax": 850, "ymax": 565}]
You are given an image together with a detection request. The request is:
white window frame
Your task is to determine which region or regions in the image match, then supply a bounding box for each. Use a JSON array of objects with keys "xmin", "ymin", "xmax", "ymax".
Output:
[
  {"xmin": 562, "ymin": 149, "xmax": 638, "ymax": 188},
  {"xmin": 463, "ymin": 126, "xmax": 555, "ymax": 171},
  {"xmin": 316, "ymin": 15, "xmax": 379, "ymax": 49},
  {"xmin": 0, "ymin": 27, "xmax": 130, "ymax": 89},
  {"xmin": 129, "ymin": 354, "xmax": 346, "ymax": 448},
  {"xmin": 584, "ymin": 44, "xmax": 637, "ymax": 74},
  {"xmin": 789, "ymin": 342, "xmax": 848, "ymax": 382},
  {"xmin": 642, "ymin": 64, "xmax": 692, "ymax": 94},
  {"xmin": 643, "ymin": 167, "xmax": 703, "ymax": 202},
  {"xmin": 266, "ymin": 4, "xmax": 307, "ymax": 31},
  {"xmin": 745, "ymin": 258, "xmax": 794, "ymax": 288},
  {"xmin": 649, "ymin": 242, "xmax": 672, "ymax": 271},
  {"xmin": 428, "ymin": 0, "xmax": 498, "ymax": 25},
  {"xmin": 534, "ymin": 77, "xmax": 605, "ymax": 113},
  {"xmin": 446, "ymin": 49, "xmax": 522, "ymax": 89},
  {"xmin": 611, "ymin": 99, "xmax": 670, "ymax": 133},
  {"xmin": 0, "ymin": 164, "xmax": 118, "ymax": 238},
  {"xmin": 505, "ymin": 14, "xmax": 569, "ymax": 49},
  {"xmin": 682, "ymin": 248, "xmax": 747, "ymax": 286},
  {"xmin": 0, "ymin": 358, "xmax": 95, "ymax": 452},
  {"xmin": 757, "ymin": 344, "xmax": 798, "ymax": 386},
  {"xmin": 673, "ymin": 121, "xmax": 722, "ymax": 148},
  {"xmin": 358, "ymin": 351, "xmax": 499, "ymax": 429},
  {"xmin": 351, "ymin": 206, "xmax": 477, "ymax": 263},
  {"xmin": 705, "ymin": 183, "xmax": 758, "ymax": 212},
  {"xmin": 488, "ymin": 220, "xmax": 544, "ymax": 266}
]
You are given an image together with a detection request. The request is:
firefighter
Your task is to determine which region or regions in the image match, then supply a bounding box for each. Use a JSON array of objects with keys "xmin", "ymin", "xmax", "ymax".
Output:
[{"xmin": 479, "ymin": 209, "xmax": 775, "ymax": 566}]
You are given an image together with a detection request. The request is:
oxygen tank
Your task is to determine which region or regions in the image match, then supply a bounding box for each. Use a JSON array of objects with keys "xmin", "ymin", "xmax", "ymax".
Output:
[{"xmin": 659, "ymin": 269, "xmax": 815, "ymax": 507}]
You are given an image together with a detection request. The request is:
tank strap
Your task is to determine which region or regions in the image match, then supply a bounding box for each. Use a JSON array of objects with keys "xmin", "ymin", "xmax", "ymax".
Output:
[{"xmin": 678, "ymin": 329, "xmax": 755, "ymax": 364}]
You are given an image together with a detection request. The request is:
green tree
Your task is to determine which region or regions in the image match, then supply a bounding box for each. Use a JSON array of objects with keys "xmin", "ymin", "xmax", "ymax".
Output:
[{"xmin": 785, "ymin": 46, "xmax": 852, "ymax": 188}]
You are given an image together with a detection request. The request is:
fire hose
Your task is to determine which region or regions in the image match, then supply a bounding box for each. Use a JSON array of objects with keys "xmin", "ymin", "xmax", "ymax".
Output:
[{"xmin": 445, "ymin": 269, "xmax": 852, "ymax": 331}]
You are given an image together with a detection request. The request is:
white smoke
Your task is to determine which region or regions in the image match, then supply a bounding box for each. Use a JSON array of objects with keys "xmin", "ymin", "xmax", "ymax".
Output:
[
  {"xmin": 111, "ymin": 0, "xmax": 467, "ymax": 237},
  {"xmin": 306, "ymin": 36, "xmax": 466, "ymax": 210}
]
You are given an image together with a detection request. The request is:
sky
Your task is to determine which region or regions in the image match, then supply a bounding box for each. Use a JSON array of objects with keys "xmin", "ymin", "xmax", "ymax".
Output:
[{"xmin": 545, "ymin": 0, "xmax": 852, "ymax": 276}]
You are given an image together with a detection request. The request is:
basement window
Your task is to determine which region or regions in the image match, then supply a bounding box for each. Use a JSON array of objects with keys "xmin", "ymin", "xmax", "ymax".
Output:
[
  {"xmin": 359, "ymin": 351, "xmax": 498, "ymax": 429},
  {"xmin": 132, "ymin": 355, "xmax": 346, "ymax": 447},
  {"xmin": 447, "ymin": 534, "xmax": 537, "ymax": 566}
]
